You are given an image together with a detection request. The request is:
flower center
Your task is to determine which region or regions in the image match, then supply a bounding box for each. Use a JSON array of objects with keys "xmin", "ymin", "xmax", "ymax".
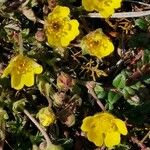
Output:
[
  {"xmin": 46, "ymin": 18, "xmax": 69, "ymax": 39},
  {"xmin": 52, "ymin": 21, "xmax": 61, "ymax": 31},
  {"xmin": 87, "ymin": 37, "xmax": 101, "ymax": 49},
  {"xmin": 14, "ymin": 57, "xmax": 32, "ymax": 74}
]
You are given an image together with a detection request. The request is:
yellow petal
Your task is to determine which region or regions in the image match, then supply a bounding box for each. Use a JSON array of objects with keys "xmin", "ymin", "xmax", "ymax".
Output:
[
  {"xmin": 82, "ymin": 0, "xmax": 95, "ymax": 11},
  {"xmin": 69, "ymin": 19, "xmax": 80, "ymax": 37},
  {"xmin": 99, "ymin": 7, "xmax": 115, "ymax": 18},
  {"xmin": 100, "ymin": 40, "xmax": 114, "ymax": 58},
  {"xmin": 11, "ymin": 73, "xmax": 24, "ymax": 90},
  {"xmin": 22, "ymin": 72, "xmax": 34, "ymax": 87},
  {"xmin": 51, "ymin": 6, "xmax": 70, "ymax": 18},
  {"xmin": 81, "ymin": 116, "xmax": 93, "ymax": 132},
  {"xmin": 87, "ymin": 130, "xmax": 103, "ymax": 147},
  {"xmin": 104, "ymin": 131, "xmax": 120, "ymax": 148},
  {"xmin": 60, "ymin": 34, "xmax": 70, "ymax": 47},
  {"xmin": 32, "ymin": 62, "xmax": 43, "ymax": 74},
  {"xmin": 114, "ymin": 119, "xmax": 128, "ymax": 135},
  {"xmin": 47, "ymin": 33, "xmax": 61, "ymax": 47},
  {"xmin": 61, "ymin": 20, "xmax": 79, "ymax": 47},
  {"xmin": 1, "ymin": 65, "xmax": 12, "ymax": 78},
  {"xmin": 112, "ymin": 0, "xmax": 122, "ymax": 8}
]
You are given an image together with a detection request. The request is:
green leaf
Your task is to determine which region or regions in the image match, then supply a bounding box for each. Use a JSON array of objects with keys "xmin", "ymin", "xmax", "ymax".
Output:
[
  {"xmin": 107, "ymin": 91, "xmax": 122, "ymax": 110},
  {"xmin": 113, "ymin": 73, "xmax": 126, "ymax": 89},
  {"xmin": 124, "ymin": 87, "xmax": 135, "ymax": 95},
  {"xmin": 94, "ymin": 84, "xmax": 106, "ymax": 99},
  {"xmin": 130, "ymin": 82, "xmax": 145, "ymax": 90},
  {"xmin": 108, "ymin": 91, "xmax": 122, "ymax": 105},
  {"xmin": 135, "ymin": 18, "xmax": 149, "ymax": 31}
]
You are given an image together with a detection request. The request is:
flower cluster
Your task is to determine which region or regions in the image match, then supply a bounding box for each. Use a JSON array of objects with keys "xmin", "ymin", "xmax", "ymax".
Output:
[
  {"xmin": 45, "ymin": 6, "xmax": 79, "ymax": 48},
  {"xmin": 81, "ymin": 29, "xmax": 114, "ymax": 59},
  {"xmin": 37, "ymin": 107, "xmax": 56, "ymax": 127},
  {"xmin": 82, "ymin": 0, "xmax": 122, "ymax": 18},
  {"xmin": 1, "ymin": 55, "xmax": 43, "ymax": 90},
  {"xmin": 81, "ymin": 112, "xmax": 128, "ymax": 148}
]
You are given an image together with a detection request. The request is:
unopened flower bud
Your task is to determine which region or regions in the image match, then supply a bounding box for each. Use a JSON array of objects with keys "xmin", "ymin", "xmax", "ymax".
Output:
[
  {"xmin": 37, "ymin": 107, "xmax": 56, "ymax": 127},
  {"xmin": 35, "ymin": 30, "xmax": 45, "ymax": 42},
  {"xmin": 57, "ymin": 72, "xmax": 75, "ymax": 91},
  {"xmin": 53, "ymin": 92, "xmax": 65, "ymax": 107}
]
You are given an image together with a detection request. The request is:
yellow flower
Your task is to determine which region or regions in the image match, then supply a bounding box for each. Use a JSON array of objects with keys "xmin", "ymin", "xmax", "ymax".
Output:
[
  {"xmin": 45, "ymin": 5, "xmax": 79, "ymax": 48},
  {"xmin": 37, "ymin": 107, "xmax": 56, "ymax": 127},
  {"xmin": 82, "ymin": 0, "xmax": 122, "ymax": 18},
  {"xmin": 81, "ymin": 112, "xmax": 128, "ymax": 148},
  {"xmin": 81, "ymin": 29, "xmax": 114, "ymax": 59},
  {"xmin": 1, "ymin": 54, "xmax": 43, "ymax": 90}
]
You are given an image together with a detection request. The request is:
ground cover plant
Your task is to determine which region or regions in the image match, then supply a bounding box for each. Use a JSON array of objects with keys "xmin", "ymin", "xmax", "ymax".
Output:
[{"xmin": 0, "ymin": 0, "xmax": 150, "ymax": 149}]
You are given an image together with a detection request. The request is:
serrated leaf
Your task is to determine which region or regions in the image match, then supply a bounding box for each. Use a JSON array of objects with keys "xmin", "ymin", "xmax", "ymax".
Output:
[
  {"xmin": 130, "ymin": 82, "xmax": 143, "ymax": 90},
  {"xmin": 108, "ymin": 103, "xmax": 114, "ymax": 110},
  {"xmin": 94, "ymin": 84, "xmax": 106, "ymax": 99},
  {"xmin": 124, "ymin": 87, "xmax": 135, "ymax": 95},
  {"xmin": 113, "ymin": 73, "xmax": 126, "ymax": 89},
  {"xmin": 122, "ymin": 88, "xmax": 130, "ymax": 99},
  {"xmin": 108, "ymin": 91, "xmax": 121, "ymax": 105}
]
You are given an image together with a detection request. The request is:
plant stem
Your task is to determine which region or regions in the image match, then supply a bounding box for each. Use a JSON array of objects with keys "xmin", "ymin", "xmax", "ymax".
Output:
[
  {"xmin": 131, "ymin": 137, "xmax": 147, "ymax": 149},
  {"xmin": 86, "ymin": 81, "xmax": 105, "ymax": 111},
  {"xmin": 23, "ymin": 109, "xmax": 52, "ymax": 147},
  {"xmin": 87, "ymin": 10, "xmax": 150, "ymax": 18},
  {"xmin": 18, "ymin": 33, "xmax": 23, "ymax": 55},
  {"xmin": 141, "ymin": 130, "xmax": 150, "ymax": 143}
]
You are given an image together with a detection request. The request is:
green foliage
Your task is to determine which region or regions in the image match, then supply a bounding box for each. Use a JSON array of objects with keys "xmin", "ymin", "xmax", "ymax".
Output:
[
  {"xmin": 113, "ymin": 72, "xmax": 126, "ymax": 89},
  {"xmin": 107, "ymin": 91, "xmax": 122, "ymax": 110},
  {"xmin": 0, "ymin": 0, "xmax": 150, "ymax": 149},
  {"xmin": 135, "ymin": 18, "xmax": 149, "ymax": 31},
  {"xmin": 94, "ymin": 84, "xmax": 106, "ymax": 99}
]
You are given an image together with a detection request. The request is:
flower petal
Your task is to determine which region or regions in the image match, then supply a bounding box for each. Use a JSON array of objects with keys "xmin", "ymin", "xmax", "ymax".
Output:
[
  {"xmin": 113, "ymin": 0, "xmax": 122, "ymax": 8},
  {"xmin": 22, "ymin": 72, "xmax": 34, "ymax": 87},
  {"xmin": 100, "ymin": 39, "xmax": 114, "ymax": 58},
  {"xmin": 1, "ymin": 65, "xmax": 12, "ymax": 78},
  {"xmin": 51, "ymin": 6, "xmax": 70, "ymax": 18},
  {"xmin": 81, "ymin": 116, "xmax": 93, "ymax": 132},
  {"xmin": 87, "ymin": 130, "xmax": 103, "ymax": 147},
  {"xmin": 114, "ymin": 119, "xmax": 128, "ymax": 135},
  {"xmin": 99, "ymin": 7, "xmax": 115, "ymax": 18},
  {"xmin": 104, "ymin": 131, "xmax": 120, "ymax": 148},
  {"xmin": 47, "ymin": 33, "xmax": 61, "ymax": 47},
  {"xmin": 11, "ymin": 73, "xmax": 24, "ymax": 90},
  {"xmin": 82, "ymin": 0, "xmax": 95, "ymax": 11},
  {"xmin": 61, "ymin": 19, "xmax": 79, "ymax": 47},
  {"xmin": 32, "ymin": 62, "xmax": 43, "ymax": 74}
]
